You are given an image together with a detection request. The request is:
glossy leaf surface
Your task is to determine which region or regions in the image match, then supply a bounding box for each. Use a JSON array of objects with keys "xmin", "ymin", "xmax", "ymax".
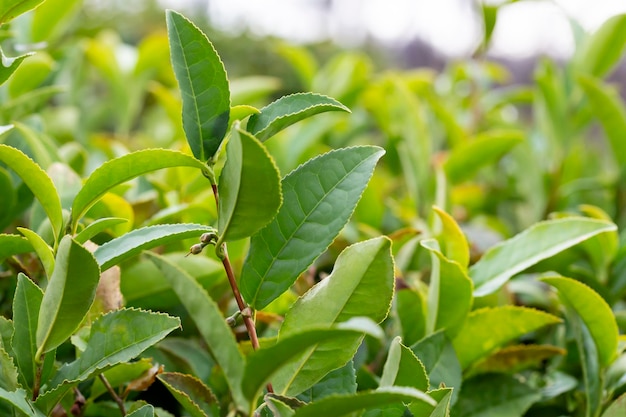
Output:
[
  {"xmin": 126, "ymin": 405, "xmax": 155, "ymax": 417},
  {"xmin": 542, "ymin": 276, "xmax": 619, "ymax": 366},
  {"xmin": 241, "ymin": 146, "xmax": 385, "ymax": 309},
  {"xmin": 12, "ymin": 274, "xmax": 44, "ymax": 389},
  {"xmin": 380, "ymin": 336, "xmax": 428, "ymax": 391},
  {"xmin": 46, "ymin": 308, "xmax": 179, "ymax": 388},
  {"xmin": 36, "ymin": 236, "xmax": 101, "ymax": 356},
  {"xmin": 0, "ymin": 388, "xmax": 45, "ymax": 417},
  {"xmin": 292, "ymin": 387, "xmax": 436, "ymax": 417},
  {"xmin": 471, "ymin": 218, "xmax": 616, "ymax": 296},
  {"xmin": 71, "ymin": 149, "xmax": 206, "ymax": 230},
  {"xmin": 74, "ymin": 217, "xmax": 128, "ymax": 244},
  {"xmin": 217, "ymin": 127, "xmax": 281, "ymax": 243},
  {"xmin": 0, "ymin": 234, "xmax": 32, "ymax": 260},
  {"xmin": 451, "ymin": 374, "xmax": 541, "ymax": 417},
  {"xmin": 17, "ymin": 227, "xmax": 54, "ymax": 278},
  {"xmin": 94, "ymin": 223, "xmax": 215, "ymax": 271},
  {"xmin": 247, "ymin": 92, "xmax": 350, "ymax": 142},
  {"xmin": 433, "ymin": 206, "xmax": 469, "ymax": 268},
  {"xmin": 422, "ymin": 239, "xmax": 473, "ymax": 337},
  {"xmin": 147, "ymin": 253, "xmax": 246, "ymax": 409},
  {"xmin": 273, "ymin": 238, "xmax": 394, "ymax": 395},
  {"xmin": 167, "ymin": 10, "xmax": 230, "ymax": 161},
  {"xmin": 158, "ymin": 372, "xmax": 219, "ymax": 417},
  {"xmin": 0, "ymin": 0, "xmax": 44, "ymax": 25},
  {"xmin": 243, "ymin": 323, "xmax": 379, "ymax": 406},
  {"xmin": 0, "ymin": 50, "xmax": 33, "ymax": 86},
  {"xmin": 0, "ymin": 144, "xmax": 62, "ymax": 239},
  {"xmin": 452, "ymin": 306, "xmax": 561, "ymax": 369}
]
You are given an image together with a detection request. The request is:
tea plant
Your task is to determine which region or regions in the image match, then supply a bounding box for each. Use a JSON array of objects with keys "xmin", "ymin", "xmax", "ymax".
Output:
[{"xmin": 2, "ymin": 1, "xmax": 626, "ymax": 417}]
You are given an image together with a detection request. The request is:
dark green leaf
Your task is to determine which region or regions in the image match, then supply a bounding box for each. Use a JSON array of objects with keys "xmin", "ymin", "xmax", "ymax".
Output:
[
  {"xmin": 12, "ymin": 274, "xmax": 43, "ymax": 389},
  {"xmin": 241, "ymin": 146, "xmax": 385, "ymax": 309},
  {"xmin": 158, "ymin": 372, "xmax": 219, "ymax": 417},
  {"xmin": 0, "ymin": 388, "xmax": 45, "ymax": 417},
  {"xmin": 36, "ymin": 236, "xmax": 101, "ymax": 356},
  {"xmin": 126, "ymin": 404, "xmax": 155, "ymax": 417},
  {"xmin": 292, "ymin": 387, "xmax": 436, "ymax": 417},
  {"xmin": 94, "ymin": 223, "xmax": 216, "ymax": 271},
  {"xmin": 396, "ymin": 289, "xmax": 426, "ymax": 347},
  {"xmin": 147, "ymin": 253, "xmax": 246, "ymax": 409},
  {"xmin": 380, "ymin": 336, "xmax": 428, "ymax": 391},
  {"xmin": 247, "ymin": 93, "xmax": 350, "ymax": 142},
  {"xmin": 410, "ymin": 331, "xmax": 462, "ymax": 405},
  {"xmin": 166, "ymin": 10, "xmax": 230, "ymax": 161},
  {"xmin": 451, "ymin": 374, "xmax": 541, "ymax": 417},
  {"xmin": 217, "ymin": 126, "xmax": 281, "ymax": 243},
  {"xmin": 296, "ymin": 361, "xmax": 356, "ymax": 403},
  {"xmin": 0, "ymin": 234, "xmax": 32, "ymax": 260}
]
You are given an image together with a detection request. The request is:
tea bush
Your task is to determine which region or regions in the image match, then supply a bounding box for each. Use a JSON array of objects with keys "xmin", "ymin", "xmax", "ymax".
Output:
[{"xmin": 1, "ymin": 2, "xmax": 626, "ymax": 417}]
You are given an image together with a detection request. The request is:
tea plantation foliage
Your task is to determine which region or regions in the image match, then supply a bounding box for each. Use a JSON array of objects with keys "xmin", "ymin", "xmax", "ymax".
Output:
[{"xmin": 1, "ymin": 1, "xmax": 626, "ymax": 416}]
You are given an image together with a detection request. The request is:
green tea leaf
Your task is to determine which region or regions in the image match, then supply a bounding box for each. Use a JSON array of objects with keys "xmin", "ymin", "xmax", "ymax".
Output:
[
  {"xmin": 296, "ymin": 361, "xmax": 356, "ymax": 403},
  {"xmin": 452, "ymin": 306, "xmax": 561, "ymax": 369},
  {"xmin": 241, "ymin": 146, "xmax": 385, "ymax": 309},
  {"xmin": 0, "ymin": 145, "xmax": 63, "ymax": 240},
  {"xmin": 273, "ymin": 237, "xmax": 394, "ymax": 395},
  {"xmin": 17, "ymin": 228, "xmax": 54, "ymax": 278},
  {"xmin": 0, "ymin": 388, "xmax": 45, "ymax": 417},
  {"xmin": 31, "ymin": 0, "xmax": 81, "ymax": 42},
  {"xmin": 36, "ymin": 236, "xmax": 101, "ymax": 357},
  {"xmin": 444, "ymin": 130, "xmax": 524, "ymax": 184},
  {"xmin": 396, "ymin": 289, "xmax": 426, "ymax": 347},
  {"xmin": 127, "ymin": 405, "xmax": 155, "ymax": 417},
  {"xmin": 0, "ymin": 344, "xmax": 18, "ymax": 391},
  {"xmin": 408, "ymin": 388, "xmax": 453, "ymax": 417},
  {"xmin": 94, "ymin": 223, "xmax": 215, "ymax": 271},
  {"xmin": 410, "ymin": 331, "xmax": 462, "ymax": 405},
  {"xmin": 12, "ymin": 274, "xmax": 43, "ymax": 389},
  {"xmin": 574, "ymin": 14, "xmax": 626, "ymax": 78},
  {"xmin": 157, "ymin": 372, "xmax": 219, "ymax": 417},
  {"xmin": 469, "ymin": 345, "xmax": 565, "ymax": 376},
  {"xmin": 0, "ymin": 0, "xmax": 44, "ymax": 25},
  {"xmin": 75, "ymin": 217, "xmax": 128, "ymax": 244},
  {"xmin": 542, "ymin": 276, "xmax": 619, "ymax": 366},
  {"xmin": 228, "ymin": 105, "xmax": 259, "ymax": 130},
  {"xmin": 247, "ymin": 93, "xmax": 350, "ymax": 142},
  {"xmin": 432, "ymin": 206, "xmax": 470, "ymax": 269},
  {"xmin": 421, "ymin": 239, "xmax": 473, "ymax": 337},
  {"xmin": 217, "ymin": 127, "xmax": 281, "ymax": 243},
  {"xmin": 451, "ymin": 374, "xmax": 541, "ymax": 417},
  {"xmin": 471, "ymin": 218, "xmax": 616, "ymax": 296},
  {"xmin": 243, "ymin": 324, "xmax": 376, "ymax": 408},
  {"xmin": 71, "ymin": 149, "xmax": 206, "ymax": 231},
  {"xmin": 578, "ymin": 75, "xmax": 626, "ymax": 166},
  {"xmin": 166, "ymin": 10, "xmax": 230, "ymax": 161},
  {"xmin": 147, "ymin": 253, "xmax": 246, "ymax": 409},
  {"xmin": 266, "ymin": 395, "xmax": 297, "ymax": 417},
  {"xmin": 47, "ymin": 308, "xmax": 179, "ymax": 388},
  {"xmin": 0, "ymin": 50, "xmax": 33, "ymax": 86},
  {"xmin": 380, "ymin": 336, "xmax": 429, "ymax": 391},
  {"xmin": 602, "ymin": 392, "xmax": 626, "ymax": 417},
  {"xmin": 292, "ymin": 387, "xmax": 436, "ymax": 417},
  {"xmin": 0, "ymin": 234, "xmax": 32, "ymax": 260}
]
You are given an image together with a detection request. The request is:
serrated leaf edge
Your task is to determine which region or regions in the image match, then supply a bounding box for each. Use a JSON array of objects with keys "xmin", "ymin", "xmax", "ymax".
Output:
[{"xmin": 157, "ymin": 371, "xmax": 217, "ymax": 417}]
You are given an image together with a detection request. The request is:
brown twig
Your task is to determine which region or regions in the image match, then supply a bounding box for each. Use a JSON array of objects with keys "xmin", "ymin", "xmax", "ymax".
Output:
[{"xmin": 99, "ymin": 374, "xmax": 126, "ymax": 416}]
